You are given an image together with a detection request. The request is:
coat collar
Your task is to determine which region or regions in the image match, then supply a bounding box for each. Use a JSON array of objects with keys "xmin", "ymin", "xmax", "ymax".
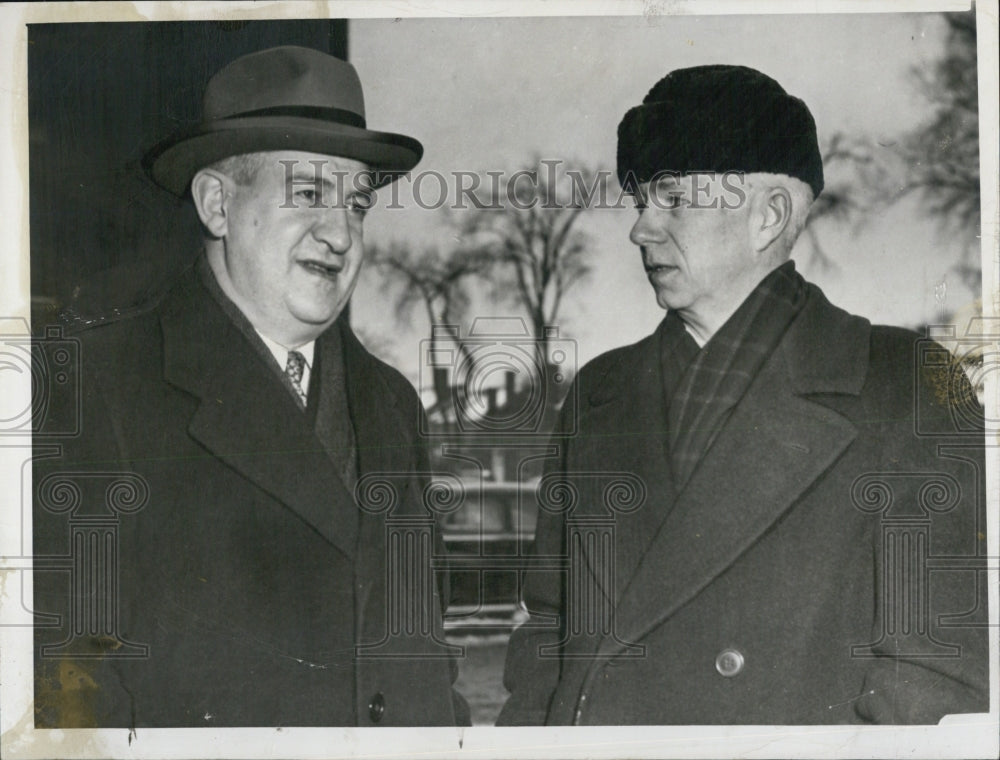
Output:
[
  {"xmin": 587, "ymin": 283, "xmax": 870, "ymax": 406},
  {"xmin": 780, "ymin": 283, "xmax": 871, "ymax": 396},
  {"xmin": 158, "ymin": 265, "xmax": 405, "ymax": 561},
  {"xmin": 578, "ymin": 282, "xmax": 872, "ymax": 657},
  {"xmin": 339, "ymin": 317, "xmax": 411, "ymax": 483}
]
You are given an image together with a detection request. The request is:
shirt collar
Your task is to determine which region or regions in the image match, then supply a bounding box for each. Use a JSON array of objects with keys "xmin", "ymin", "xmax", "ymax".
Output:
[{"xmin": 254, "ymin": 329, "xmax": 315, "ymax": 370}]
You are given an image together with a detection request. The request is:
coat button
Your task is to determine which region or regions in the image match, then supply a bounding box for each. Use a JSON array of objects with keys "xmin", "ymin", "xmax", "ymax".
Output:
[
  {"xmin": 368, "ymin": 692, "xmax": 385, "ymax": 723},
  {"xmin": 715, "ymin": 648, "xmax": 744, "ymax": 677}
]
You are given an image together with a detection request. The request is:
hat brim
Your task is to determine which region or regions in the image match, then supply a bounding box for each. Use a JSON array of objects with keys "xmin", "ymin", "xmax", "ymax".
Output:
[{"xmin": 144, "ymin": 115, "xmax": 423, "ymax": 196}]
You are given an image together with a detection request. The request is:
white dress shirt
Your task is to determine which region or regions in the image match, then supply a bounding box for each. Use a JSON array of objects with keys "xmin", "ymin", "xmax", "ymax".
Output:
[{"xmin": 254, "ymin": 330, "xmax": 315, "ymax": 400}]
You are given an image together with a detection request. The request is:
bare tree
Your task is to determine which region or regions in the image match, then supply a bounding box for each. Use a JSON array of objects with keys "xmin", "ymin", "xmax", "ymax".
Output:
[
  {"xmin": 370, "ymin": 240, "xmax": 487, "ymax": 335},
  {"xmin": 799, "ymin": 133, "xmax": 875, "ymax": 270},
  {"xmin": 458, "ymin": 159, "xmax": 597, "ymax": 388},
  {"xmin": 891, "ymin": 11, "xmax": 980, "ymax": 290},
  {"xmin": 798, "ymin": 12, "xmax": 979, "ymax": 292},
  {"xmin": 368, "ymin": 239, "xmax": 490, "ymax": 400}
]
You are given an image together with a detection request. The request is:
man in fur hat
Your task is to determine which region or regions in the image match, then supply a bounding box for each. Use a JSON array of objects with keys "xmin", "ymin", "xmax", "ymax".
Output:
[
  {"xmin": 498, "ymin": 65, "xmax": 988, "ymax": 725},
  {"xmin": 33, "ymin": 46, "xmax": 467, "ymax": 728}
]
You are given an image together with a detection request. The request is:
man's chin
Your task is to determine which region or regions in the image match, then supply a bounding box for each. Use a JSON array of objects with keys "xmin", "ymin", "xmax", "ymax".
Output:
[
  {"xmin": 287, "ymin": 306, "xmax": 345, "ymax": 339},
  {"xmin": 653, "ymin": 290, "xmax": 688, "ymax": 313}
]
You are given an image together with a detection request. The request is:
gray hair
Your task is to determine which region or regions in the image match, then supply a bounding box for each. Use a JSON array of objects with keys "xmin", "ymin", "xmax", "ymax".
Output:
[
  {"xmin": 206, "ymin": 153, "xmax": 266, "ymax": 185},
  {"xmin": 744, "ymin": 173, "xmax": 815, "ymax": 259}
]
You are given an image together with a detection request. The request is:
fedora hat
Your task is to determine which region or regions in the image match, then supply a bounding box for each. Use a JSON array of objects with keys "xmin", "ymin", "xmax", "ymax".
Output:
[{"xmin": 143, "ymin": 46, "xmax": 423, "ymax": 195}]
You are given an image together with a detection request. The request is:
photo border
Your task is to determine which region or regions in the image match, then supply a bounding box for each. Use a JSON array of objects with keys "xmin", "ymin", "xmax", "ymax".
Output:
[{"xmin": 1, "ymin": 1, "xmax": 997, "ymax": 758}]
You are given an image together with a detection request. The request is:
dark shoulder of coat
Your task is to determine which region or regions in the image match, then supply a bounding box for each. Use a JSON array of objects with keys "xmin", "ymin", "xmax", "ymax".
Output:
[
  {"xmin": 338, "ymin": 321, "xmax": 425, "ymax": 434},
  {"xmin": 867, "ymin": 322, "xmax": 977, "ymax": 437},
  {"xmin": 571, "ymin": 328, "xmax": 660, "ymax": 403},
  {"xmin": 343, "ymin": 325, "xmax": 420, "ymax": 406}
]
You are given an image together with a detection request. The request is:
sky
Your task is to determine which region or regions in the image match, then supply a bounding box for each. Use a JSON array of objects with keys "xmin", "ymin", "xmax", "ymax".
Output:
[{"xmin": 346, "ymin": 12, "xmax": 979, "ymax": 385}]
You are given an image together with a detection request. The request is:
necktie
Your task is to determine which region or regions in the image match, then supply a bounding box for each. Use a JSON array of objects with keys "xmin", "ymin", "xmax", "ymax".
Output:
[{"xmin": 285, "ymin": 350, "xmax": 308, "ymax": 407}]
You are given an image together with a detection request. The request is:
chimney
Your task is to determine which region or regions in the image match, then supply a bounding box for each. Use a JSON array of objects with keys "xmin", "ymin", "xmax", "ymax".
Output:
[{"xmin": 433, "ymin": 366, "xmax": 450, "ymax": 408}]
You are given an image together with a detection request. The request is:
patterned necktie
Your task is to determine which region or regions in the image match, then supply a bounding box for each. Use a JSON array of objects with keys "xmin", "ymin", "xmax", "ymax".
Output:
[{"xmin": 285, "ymin": 350, "xmax": 308, "ymax": 407}]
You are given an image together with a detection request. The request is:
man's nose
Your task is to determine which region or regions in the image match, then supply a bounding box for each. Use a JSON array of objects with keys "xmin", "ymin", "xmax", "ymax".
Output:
[
  {"xmin": 312, "ymin": 207, "xmax": 354, "ymax": 253},
  {"xmin": 629, "ymin": 211, "xmax": 661, "ymax": 247}
]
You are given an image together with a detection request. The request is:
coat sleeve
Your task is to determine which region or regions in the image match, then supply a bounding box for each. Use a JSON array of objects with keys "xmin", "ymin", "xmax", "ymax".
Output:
[
  {"xmin": 853, "ymin": 339, "xmax": 990, "ymax": 723},
  {"xmin": 495, "ymin": 397, "xmax": 574, "ymax": 726},
  {"xmin": 411, "ymin": 402, "xmax": 471, "ymax": 727}
]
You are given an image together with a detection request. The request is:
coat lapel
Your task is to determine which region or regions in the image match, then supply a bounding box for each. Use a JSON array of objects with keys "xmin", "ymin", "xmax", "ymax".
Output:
[
  {"xmin": 574, "ymin": 324, "xmax": 679, "ymax": 605},
  {"xmin": 160, "ymin": 271, "xmax": 357, "ymax": 560},
  {"xmin": 339, "ymin": 322, "xmax": 421, "ymax": 630},
  {"xmin": 340, "ymin": 322, "xmax": 413, "ymax": 493},
  {"xmin": 312, "ymin": 325, "xmax": 360, "ymax": 493},
  {"xmin": 598, "ymin": 285, "xmax": 871, "ymax": 656}
]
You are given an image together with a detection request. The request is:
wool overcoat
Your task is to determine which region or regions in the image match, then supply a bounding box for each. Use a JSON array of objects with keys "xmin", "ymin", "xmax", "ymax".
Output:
[
  {"xmin": 34, "ymin": 261, "xmax": 467, "ymax": 728},
  {"xmin": 498, "ymin": 282, "xmax": 989, "ymax": 725}
]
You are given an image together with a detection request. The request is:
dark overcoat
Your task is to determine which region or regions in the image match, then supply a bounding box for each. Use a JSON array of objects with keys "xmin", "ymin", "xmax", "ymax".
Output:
[
  {"xmin": 499, "ymin": 282, "xmax": 989, "ymax": 725},
  {"xmin": 34, "ymin": 262, "xmax": 467, "ymax": 728}
]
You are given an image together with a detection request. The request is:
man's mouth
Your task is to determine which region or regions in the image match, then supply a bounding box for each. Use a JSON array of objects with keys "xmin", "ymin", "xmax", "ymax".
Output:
[
  {"xmin": 644, "ymin": 264, "xmax": 677, "ymax": 275},
  {"xmin": 299, "ymin": 260, "xmax": 344, "ymax": 279}
]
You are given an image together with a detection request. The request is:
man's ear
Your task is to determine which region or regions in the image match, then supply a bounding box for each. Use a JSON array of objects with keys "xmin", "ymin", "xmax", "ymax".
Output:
[
  {"xmin": 190, "ymin": 169, "xmax": 231, "ymax": 239},
  {"xmin": 751, "ymin": 185, "xmax": 792, "ymax": 254}
]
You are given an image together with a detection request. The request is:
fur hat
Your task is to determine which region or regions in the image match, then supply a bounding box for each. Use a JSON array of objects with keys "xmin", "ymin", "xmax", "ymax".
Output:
[{"xmin": 617, "ymin": 65, "xmax": 823, "ymax": 198}]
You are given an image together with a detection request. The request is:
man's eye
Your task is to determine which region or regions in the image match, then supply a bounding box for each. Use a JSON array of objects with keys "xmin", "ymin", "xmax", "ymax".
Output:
[
  {"xmin": 347, "ymin": 194, "xmax": 373, "ymax": 217},
  {"xmin": 296, "ymin": 188, "xmax": 318, "ymax": 203},
  {"xmin": 658, "ymin": 192, "xmax": 684, "ymax": 209}
]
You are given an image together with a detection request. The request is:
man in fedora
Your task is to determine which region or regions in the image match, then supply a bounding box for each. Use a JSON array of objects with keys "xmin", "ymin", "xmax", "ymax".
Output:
[
  {"xmin": 498, "ymin": 65, "xmax": 988, "ymax": 724},
  {"xmin": 33, "ymin": 46, "xmax": 467, "ymax": 727}
]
